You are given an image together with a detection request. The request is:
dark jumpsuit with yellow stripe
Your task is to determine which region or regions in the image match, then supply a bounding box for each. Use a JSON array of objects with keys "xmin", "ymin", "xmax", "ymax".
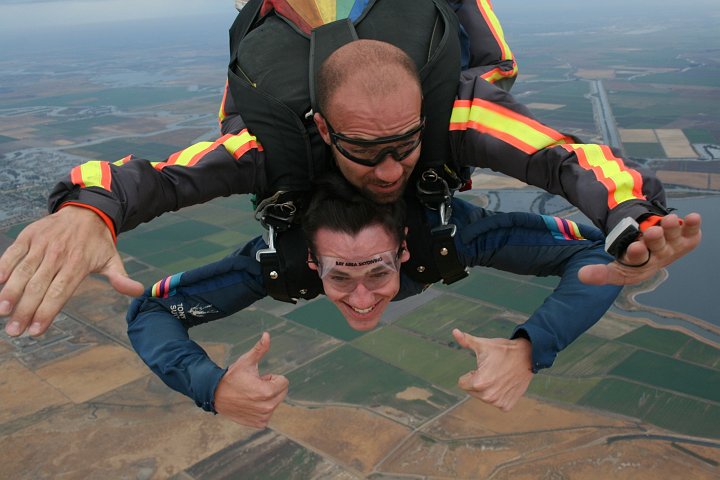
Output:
[{"xmin": 47, "ymin": 0, "xmax": 665, "ymax": 239}]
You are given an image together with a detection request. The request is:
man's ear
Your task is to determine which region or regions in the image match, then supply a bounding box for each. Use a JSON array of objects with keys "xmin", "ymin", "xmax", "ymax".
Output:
[
  {"xmin": 314, "ymin": 112, "xmax": 331, "ymax": 145},
  {"xmin": 399, "ymin": 239, "xmax": 410, "ymax": 264},
  {"xmin": 307, "ymin": 250, "xmax": 318, "ymax": 271}
]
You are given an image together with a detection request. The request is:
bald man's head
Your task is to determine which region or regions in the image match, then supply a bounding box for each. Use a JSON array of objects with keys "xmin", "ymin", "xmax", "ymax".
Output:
[{"xmin": 316, "ymin": 39, "xmax": 422, "ymax": 119}]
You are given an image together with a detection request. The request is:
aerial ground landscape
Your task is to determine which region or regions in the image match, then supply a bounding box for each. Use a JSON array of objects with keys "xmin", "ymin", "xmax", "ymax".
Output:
[{"xmin": 0, "ymin": 1, "xmax": 719, "ymax": 478}]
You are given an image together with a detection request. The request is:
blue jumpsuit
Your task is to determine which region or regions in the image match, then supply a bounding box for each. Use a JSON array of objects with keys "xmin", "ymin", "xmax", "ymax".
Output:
[{"xmin": 127, "ymin": 198, "xmax": 621, "ymax": 413}]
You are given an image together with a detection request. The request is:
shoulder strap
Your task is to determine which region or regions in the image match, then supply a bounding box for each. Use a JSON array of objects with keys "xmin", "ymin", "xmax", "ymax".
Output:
[
  {"xmin": 229, "ymin": 0, "xmax": 264, "ymax": 63},
  {"xmin": 309, "ymin": 18, "xmax": 358, "ymax": 114}
]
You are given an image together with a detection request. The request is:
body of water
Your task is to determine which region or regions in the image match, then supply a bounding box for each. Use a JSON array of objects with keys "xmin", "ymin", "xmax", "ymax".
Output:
[{"xmin": 635, "ymin": 195, "xmax": 719, "ymax": 327}]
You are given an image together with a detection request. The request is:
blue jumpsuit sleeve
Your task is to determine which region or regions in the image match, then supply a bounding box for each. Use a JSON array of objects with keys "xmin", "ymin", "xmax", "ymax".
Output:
[
  {"xmin": 126, "ymin": 237, "xmax": 267, "ymax": 412},
  {"xmin": 449, "ymin": 199, "xmax": 622, "ymax": 371}
]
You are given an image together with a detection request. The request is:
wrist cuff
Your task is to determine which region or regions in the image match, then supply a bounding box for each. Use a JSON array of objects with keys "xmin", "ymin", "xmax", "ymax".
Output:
[{"xmin": 639, "ymin": 215, "xmax": 663, "ymax": 232}]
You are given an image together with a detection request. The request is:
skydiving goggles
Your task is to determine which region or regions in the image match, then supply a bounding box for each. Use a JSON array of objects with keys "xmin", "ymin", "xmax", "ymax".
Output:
[
  {"xmin": 309, "ymin": 247, "xmax": 404, "ymax": 293},
  {"xmin": 325, "ymin": 117, "xmax": 425, "ymax": 167}
]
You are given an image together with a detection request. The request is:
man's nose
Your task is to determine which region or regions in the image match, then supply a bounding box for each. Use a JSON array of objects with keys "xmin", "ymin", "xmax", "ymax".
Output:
[
  {"xmin": 372, "ymin": 155, "xmax": 404, "ymax": 183},
  {"xmin": 349, "ymin": 282, "xmax": 375, "ymax": 307}
]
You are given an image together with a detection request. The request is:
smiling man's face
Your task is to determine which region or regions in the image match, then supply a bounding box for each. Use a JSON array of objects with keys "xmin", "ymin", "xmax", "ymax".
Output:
[{"xmin": 308, "ymin": 223, "xmax": 409, "ymax": 331}]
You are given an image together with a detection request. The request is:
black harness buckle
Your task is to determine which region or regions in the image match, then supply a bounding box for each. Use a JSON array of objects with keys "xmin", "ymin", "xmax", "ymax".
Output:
[
  {"xmin": 255, "ymin": 193, "xmax": 300, "ymax": 304},
  {"xmin": 416, "ymin": 169, "xmax": 469, "ymax": 285}
]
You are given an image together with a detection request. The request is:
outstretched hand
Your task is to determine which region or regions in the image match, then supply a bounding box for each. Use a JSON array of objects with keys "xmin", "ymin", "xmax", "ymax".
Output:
[
  {"xmin": 0, "ymin": 206, "xmax": 144, "ymax": 337},
  {"xmin": 452, "ymin": 328, "xmax": 533, "ymax": 411},
  {"xmin": 579, "ymin": 213, "xmax": 702, "ymax": 286},
  {"xmin": 214, "ymin": 332, "xmax": 289, "ymax": 428}
]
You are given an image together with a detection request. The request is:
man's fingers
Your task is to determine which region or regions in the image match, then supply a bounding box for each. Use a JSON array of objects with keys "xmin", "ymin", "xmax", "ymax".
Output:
[
  {"xmin": 12, "ymin": 259, "xmax": 88, "ymax": 336},
  {"xmin": 239, "ymin": 332, "xmax": 272, "ymax": 367},
  {"xmin": 452, "ymin": 328, "xmax": 472, "ymax": 349},
  {"xmin": 457, "ymin": 370, "xmax": 476, "ymax": 392},
  {"xmin": 577, "ymin": 264, "xmax": 610, "ymax": 285},
  {"xmin": 2, "ymin": 245, "xmax": 66, "ymax": 336},
  {"xmin": 0, "ymin": 244, "xmax": 44, "ymax": 317},
  {"xmin": 107, "ymin": 273, "xmax": 145, "ymax": 297},
  {"xmin": 103, "ymin": 256, "xmax": 144, "ymax": 297},
  {"xmin": 0, "ymin": 241, "xmax": 30, "ymax": 284}
]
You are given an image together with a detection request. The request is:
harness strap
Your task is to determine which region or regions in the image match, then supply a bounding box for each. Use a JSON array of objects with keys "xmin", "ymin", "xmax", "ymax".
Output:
[
  {"xmin": 414, "ymin": 169, "xmax": 468, "ymax": 285},
  {"xmin": 309, "ymin": 18, "xmax": 359, "ymax": 114},
  {"xmin": 431, "ymin": 224, "xmax": 469, "ymax": 284},
  {"xmin": 255, "ymin": 223, "xmax": 324, "ymax": 304}
]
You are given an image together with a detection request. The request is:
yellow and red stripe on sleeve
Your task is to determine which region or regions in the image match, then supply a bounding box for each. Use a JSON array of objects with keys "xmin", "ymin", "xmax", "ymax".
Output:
[
  {"xmin": 476, "ymin": 0, "xmax": 514, "ymax": 62},
  {"xmin": 561, "ymin": 144, "xmax": 646, "ymax": 209},
  {"xmin": 69, "ymin": 160, "xmax": 112, "ymax": 191},
  {"xmin": 151, "ymin": 130, "xmax": 263, "ymax": 171},
  {"xmin": 476, "ymin": 0, "xmax": 518, "ymax": 84},
  {"xmin": 450, "ymin": 98, "xmax": 574, "ymax": 154},
  {"xmin": 112, "ymin": 155, "xmax": 132, "ymax": 167},
  {"xmin": 481, "ymin": 63, "xmax": 519, "ymax": 84},
  {"xmin": 218, "ymin": 81, "xmax": 230, "ymax": 125}
]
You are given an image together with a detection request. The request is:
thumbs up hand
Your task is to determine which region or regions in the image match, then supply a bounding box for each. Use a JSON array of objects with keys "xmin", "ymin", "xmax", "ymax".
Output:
[
  {"xmin": 213, "ymin": 332, "xmax": 289, "ymax": 428},
  {"xmin": 452, "ymin": 328, "xmax": 533, "ymax": 412}
]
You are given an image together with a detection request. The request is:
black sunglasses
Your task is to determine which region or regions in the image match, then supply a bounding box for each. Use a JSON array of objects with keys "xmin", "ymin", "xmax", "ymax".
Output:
[{"xmin": 325, "ymin": 117, "xmax": 425, "ymax": 167}]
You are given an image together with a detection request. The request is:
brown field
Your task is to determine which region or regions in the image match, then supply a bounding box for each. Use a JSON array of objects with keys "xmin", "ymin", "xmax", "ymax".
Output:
[
  {"xmin": 34, "ymin": 344, "xmax": 148, "ymax": 403},
  {"xmin": 270, "ymin": 403, "xmax": 412, "ymax": 474},
  {"xmin": 575, "ymin": 69, "xmax": 615, "ymax": 79},
  {"xmin": 655, "ymin": 129, "xmax": 697, "ymax": 158},
  {"xmin": 377, "ymin": 397, "xmax": 720, "ymax": 479},
  {"xmin": 426, "ymin": 397, "xmax": 632, "ymax": 439},
  {"xmin": 2, "ymin": 240, "xmax": 718, "ymax": 479},
  {"xmin": 619, "ymin": 128, "xmax": 658, "ymax": 143},
  {"xmin": 657, "ymin": 170, "xmax": 720, "ymax": 190},
  {"xmin": 0, "ymin": 358, "xmax": 69, "ymax": 423},
  {"xmin": 526, "ymin": 102, "xmax": 565, "ymax": 111},
  {"xmin": 0, "ymin": 377, "xmax": 255, "ymax": 480},
  {"xmin": 490, "ymin": 438, "xmax": 720, "ymax": 480}
]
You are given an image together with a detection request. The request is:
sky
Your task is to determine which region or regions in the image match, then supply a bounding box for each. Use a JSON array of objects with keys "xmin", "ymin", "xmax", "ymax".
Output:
[
  {"xmin": 1, "ymin": 0, "xmax": 717, "ymax": 35},
  {"xmin": 3, "ymin": 0, "xmax": 718, "ymax": 29},
  {"xmin": 0, "ymin": 0, "xmax": 236, "ymax": 33}
]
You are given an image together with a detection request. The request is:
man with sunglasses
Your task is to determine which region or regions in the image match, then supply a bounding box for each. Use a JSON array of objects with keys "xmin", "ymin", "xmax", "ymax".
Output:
[
  {"xmin": 0, "ymin": 7, "xmax": 700, "ymax": 341},
  {"xmin": 127, "ymin": 174, "xmax": 620, "ymax": 427}
]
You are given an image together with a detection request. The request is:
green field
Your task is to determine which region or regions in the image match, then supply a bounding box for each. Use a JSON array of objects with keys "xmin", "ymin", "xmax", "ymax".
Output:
[
  {"xmin": 623, "ymin": 142, "xmax": 666, "ymax": 159},
  {"xmin": 394, "ymin": 294, "xmax": 489, "ymax": 336},
  {"xmin": 190, "ymin": 309, "xmax": 343, "ymax": 373},
  {"xmin": 528, "ymin": 375, "xmax": 601, "ymax": 404},
  {"xmin": 610, "ymin": 350, "xmax": 720, "ymax": 403},
  {"xmin": 616, "ymin": 325, "xmax": 691, "ymax": 356},
  {"xmin": 352, "ymin": 325, "xmax": 474, "ymax": 392},
  {"xmin": 284, "ymin": 298, "xmax": 367, "ymax": 342},
  {"xmin": 550, "ymin": 335, "xmax": 634, "ymax": 377},
  {"xmin": 446, "ymin": 270, "xmax": 551, "ymax": 315},
  {"xmin": 632, "ymin": 66, "xmax": 720, "ymax": 88},
  {"xmin": 685, "ymin": 127, "xmax": 719, "ymax": 144},
  {"xmin": 677, "ymin": 339, "xmax": 720, "ymax": 369},
  {"xmin": 579, "ymin": 378, "xmax": 720, "ymax": 439},
  {"xmin": 286, "ymin": 344, "xmax": 461, "ymax": 426},
  {"xmin": 117, "ymin": 219, "xmax": 224, "ymax": 259},
  {"xmin": 191, "ymin": 309, "xmax": 286, "ymax": 347},
  {"xmin": 522, "ymin": 80, "xmax": 596, "ymax": 131}
]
